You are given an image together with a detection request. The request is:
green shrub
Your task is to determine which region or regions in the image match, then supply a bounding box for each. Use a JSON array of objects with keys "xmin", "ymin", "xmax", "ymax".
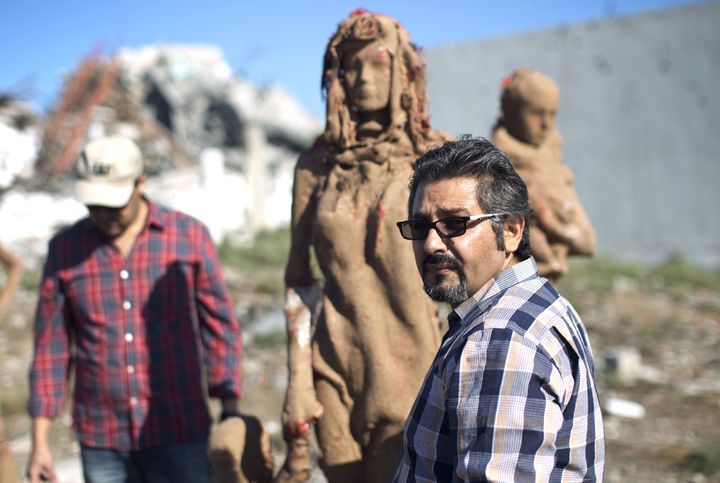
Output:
[
  {"xmin": 21, "ymin": 268, "xmax": 42, "ymax": 291},
  {"xmin": 683, "ymin": 438, "xmax": 720, "ymax": 475},
  {"xmin": 561, "ymin": 254, "xmax": 720, "ymax": 298},
  {"xmin": 252, "ymin": 329, "xmax": 287, "ymax": 349},
  {"xmin": 219, "ymin": 228, "xmax": 323, "ymax": 297},
  {"xmin": 219, "ymin": 228, "xmax": 291, "ymax": 271},
  {"xmin": 649, "ymin": 252, "xmax": 720, "ymax": 291},
  {"xmin": 218, "ymin": 228, "xmax": 290, "ymax": 297}
]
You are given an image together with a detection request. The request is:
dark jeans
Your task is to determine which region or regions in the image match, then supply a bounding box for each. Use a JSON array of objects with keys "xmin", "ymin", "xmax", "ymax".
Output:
[{"xmin": 80, "ymin": 441, "xmax": 211, "ymax": 483}]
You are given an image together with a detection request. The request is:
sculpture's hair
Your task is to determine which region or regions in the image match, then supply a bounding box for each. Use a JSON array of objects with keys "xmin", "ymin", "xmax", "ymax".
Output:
[
  {"xmin": 408, "ymin": 136, "xmax": 532, "ymax": 260},
  {"xmin": 322, "ymin": 10, "xmax": 435, "ymax": 153}
]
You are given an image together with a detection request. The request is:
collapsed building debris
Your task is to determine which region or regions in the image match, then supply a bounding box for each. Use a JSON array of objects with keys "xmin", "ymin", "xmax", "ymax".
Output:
[{"xmin": 0, "ymin": 94, "xmax": 38, "ymax": 190}]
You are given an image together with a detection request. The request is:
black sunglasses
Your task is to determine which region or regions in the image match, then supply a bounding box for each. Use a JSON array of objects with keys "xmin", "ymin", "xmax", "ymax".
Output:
[{"xmin": 396, "ymin": 214, "xmax": 505, "ymax": 240}]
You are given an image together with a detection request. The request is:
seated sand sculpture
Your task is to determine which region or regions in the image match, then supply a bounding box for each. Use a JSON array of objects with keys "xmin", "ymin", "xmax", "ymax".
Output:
[
  {"xmin": 279, "ymin": 10, "xmax": 448, "ymax": 482},
  {"xmin": 491, "ymin": 68, "xmax": 596, "ymax": 281},
  {"xmin": 208, "ymin": 414, "xmax": 274, "ymax": 483}
]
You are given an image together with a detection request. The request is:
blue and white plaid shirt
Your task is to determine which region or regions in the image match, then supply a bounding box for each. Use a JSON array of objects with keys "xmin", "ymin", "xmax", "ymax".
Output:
[{"xmin": 394, "ymin": 257, "xmax": 604, "ymax": 482}]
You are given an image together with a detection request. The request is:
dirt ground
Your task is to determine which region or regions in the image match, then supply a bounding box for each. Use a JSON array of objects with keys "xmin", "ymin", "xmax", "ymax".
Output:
[{"xmin": 2, "ymin": 257, "xmax": 719, "ymax": 482}]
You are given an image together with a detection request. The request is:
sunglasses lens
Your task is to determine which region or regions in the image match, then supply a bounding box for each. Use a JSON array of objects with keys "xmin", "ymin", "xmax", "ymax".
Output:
[
  {"xmin": 437, "ymin": 218, "xmax": 467, "ymax": 237},
  {"xmin": 400, "ymin": 221, "xmax": 428, "ymax": 240}
]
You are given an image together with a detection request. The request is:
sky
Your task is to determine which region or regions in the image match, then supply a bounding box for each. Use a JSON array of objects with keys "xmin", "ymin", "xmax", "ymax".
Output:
[{"xmin": 0, "ymin": 0, "xmax": 706, "ymax": 119}]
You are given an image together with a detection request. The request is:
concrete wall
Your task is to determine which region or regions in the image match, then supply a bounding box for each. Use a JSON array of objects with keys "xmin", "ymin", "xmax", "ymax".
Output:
[{"xmin": 426, "ymin": 2, "xmax": 720, "ymax": 267}]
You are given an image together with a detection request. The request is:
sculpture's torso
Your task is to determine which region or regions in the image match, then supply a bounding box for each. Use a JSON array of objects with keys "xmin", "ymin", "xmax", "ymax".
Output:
[{"xmin": 303, "ymin": 136, "xmax": 441, "ymax": 441}]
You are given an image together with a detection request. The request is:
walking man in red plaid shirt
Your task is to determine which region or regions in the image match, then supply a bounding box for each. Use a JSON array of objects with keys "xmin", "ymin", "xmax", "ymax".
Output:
[{"xmin": 27, "ymin": 135, "xmax": 243, "ymax": 483}]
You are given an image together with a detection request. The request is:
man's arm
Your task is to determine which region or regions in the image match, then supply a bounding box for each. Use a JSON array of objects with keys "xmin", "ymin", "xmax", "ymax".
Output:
[
  {"xmin": 193, "ymin": 223, "xmax": 243, "ymax": 402},
  {"xmin": 28, "ymin": 240, "xmax": 72, "ymax": 483},
  {"xmin": 450, "ymin": 328, "xmax": 565, "ymax": 482}
]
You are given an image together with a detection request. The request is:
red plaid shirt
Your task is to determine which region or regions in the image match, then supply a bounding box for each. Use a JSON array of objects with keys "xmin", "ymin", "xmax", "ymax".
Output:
[{"xmin": 29, "ymin": 199, "xmax": 243, "ymax": 450}]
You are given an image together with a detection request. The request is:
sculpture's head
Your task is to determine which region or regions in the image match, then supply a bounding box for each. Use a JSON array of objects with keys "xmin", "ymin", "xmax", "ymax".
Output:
[
  {"xmin": 322, "ymin": 9, "xmax": 432, "ymax": 149},
  {"xmin": 500, "ymin": 69, "xmax": 559, "ymax": 147},
  {"xmin": 340, "ymin": 25, "xmax": 392, "ymax": 114}
]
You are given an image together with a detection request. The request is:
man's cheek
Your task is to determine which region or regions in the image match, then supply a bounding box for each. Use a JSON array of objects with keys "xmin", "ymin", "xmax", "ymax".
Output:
[{"xmin": 413, "ymin": 246, "xmax": 425, "ymax": 275}]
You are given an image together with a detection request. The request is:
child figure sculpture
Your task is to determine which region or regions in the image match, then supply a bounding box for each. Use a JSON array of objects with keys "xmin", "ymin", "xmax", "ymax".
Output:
[{"xmin": 491, "ymin": 69, "xmax": 596, "ymax": 281}]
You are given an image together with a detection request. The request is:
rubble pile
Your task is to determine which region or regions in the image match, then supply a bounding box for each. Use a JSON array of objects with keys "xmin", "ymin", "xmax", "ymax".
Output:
[{"xmin": 0, "ymin": 96, "xmax": 38, "ymax": 190}]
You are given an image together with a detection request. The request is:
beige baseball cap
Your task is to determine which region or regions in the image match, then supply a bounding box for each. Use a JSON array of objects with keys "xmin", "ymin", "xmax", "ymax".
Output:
[{"xmin": 74, "ymin": 135, "xmax": 144, "ymax": 208}]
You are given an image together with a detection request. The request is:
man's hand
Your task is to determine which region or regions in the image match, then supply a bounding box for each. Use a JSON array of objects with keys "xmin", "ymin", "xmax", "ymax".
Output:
[
  {"xmin": 26, "ymin": 445, "xmax": 56, "ymax": 483},
  {"xmin": 27, "ymin": 417, "xmax": 56, "ymax": 482}
]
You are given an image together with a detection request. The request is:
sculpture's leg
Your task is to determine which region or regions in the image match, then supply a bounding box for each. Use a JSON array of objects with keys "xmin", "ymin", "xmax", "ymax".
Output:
[
  {"xmin": 363, "ymin": 422, "xmax": 405, "ymax": 483},
  {"xmin": 315, "ymin": 378, "xmax": 362, "ymax": 483}
]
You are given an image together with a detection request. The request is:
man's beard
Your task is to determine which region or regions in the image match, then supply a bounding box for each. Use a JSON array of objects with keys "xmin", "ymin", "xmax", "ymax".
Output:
[{"xmin": 422, "ymin": 253, "xmax": 468, "ymax": 307}]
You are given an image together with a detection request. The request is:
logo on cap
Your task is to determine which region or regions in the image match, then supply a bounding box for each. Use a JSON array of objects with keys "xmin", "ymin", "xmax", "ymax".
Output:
[{"xmin": 92, "ymin": 164, "xmax": 112, "ymax": 176}]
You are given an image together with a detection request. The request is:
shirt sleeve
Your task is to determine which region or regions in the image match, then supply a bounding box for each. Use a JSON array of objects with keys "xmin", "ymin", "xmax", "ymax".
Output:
[
  {"xmin": 449, "ymin": 327, "xmax": 566, "ymax": 482},
  {"xmin": 28, "ymin": 239, "xmax": 73, "ymax": 418},
  {"xmin": 193, "ymin": 223, "xmax": 243, "ymax": 400}
]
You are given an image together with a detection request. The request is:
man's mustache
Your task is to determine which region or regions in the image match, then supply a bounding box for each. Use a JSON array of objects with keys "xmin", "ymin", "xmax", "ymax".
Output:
[{"xmin": 423, "ymin": 253, "xmax": 462, "ymax": 275}]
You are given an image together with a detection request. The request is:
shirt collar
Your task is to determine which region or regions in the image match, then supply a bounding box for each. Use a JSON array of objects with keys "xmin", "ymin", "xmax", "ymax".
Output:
[
  {"xmin": 144, "ymin": 197, "xmax": 165, "ymax": 231},
  {"xmin": 450, "ymin": 256, "xmax": 540, "ymax": 327}
]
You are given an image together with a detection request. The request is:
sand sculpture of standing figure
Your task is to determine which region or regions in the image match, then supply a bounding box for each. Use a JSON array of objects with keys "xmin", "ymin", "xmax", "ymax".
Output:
[
  {"xmin": 491, "ymin": 69, "xmax": 596, "ymax": 281},
  {"xmin": 279, "ymin": 10, "xmax": 447, "ymax": 482}
]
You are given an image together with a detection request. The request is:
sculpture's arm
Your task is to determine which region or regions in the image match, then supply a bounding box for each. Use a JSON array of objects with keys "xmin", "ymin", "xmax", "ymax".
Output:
[
  {"xmin": 563, "ymin": 200, "xmax": 596, "ymax": 257},
  {"xmin": 533, "ymin": 196, "xmax": 596, "ymax": 256},
  {"xmin": 527, "ymin": 223, "xmax": 557, "ymax": 265},
  {"xmin": 278, "ymin": 157, "xmax": 324, "ymax": 482}
]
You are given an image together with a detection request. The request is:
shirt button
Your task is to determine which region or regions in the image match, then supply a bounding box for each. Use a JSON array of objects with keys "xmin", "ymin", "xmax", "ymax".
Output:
[
  {"xmin": 127, "ymin": 365, "xmax": 135, "ymax": 374},
  {"xmin": 130, "ymin": 397, "xmax": 138, "ymax": 405},
  {"xmin": 120, "ymin": 269, "xmax": 129, "ymax": 280},
  {"xmin": 123, "ymin": 301, "xmax": 132, "ymax": 310},
  {"xmin": 124, "ymin": 333, "xmax": 134, "ymax": 342}
]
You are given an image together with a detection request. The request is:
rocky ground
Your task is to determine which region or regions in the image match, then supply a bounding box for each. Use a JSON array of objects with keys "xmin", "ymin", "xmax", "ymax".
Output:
[{"xmin": 1, "ymin": 252, "xmax": 718, "ymax": 482}]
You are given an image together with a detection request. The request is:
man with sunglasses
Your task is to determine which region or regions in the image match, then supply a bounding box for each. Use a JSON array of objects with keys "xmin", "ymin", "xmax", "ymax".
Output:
[
  {"xmin": 27, "ymin": 135, "xmax": 243, "ymax": 483},
  {"xmin": 394, "ymin": 137, "xmax": 604, "ymax": 482}
]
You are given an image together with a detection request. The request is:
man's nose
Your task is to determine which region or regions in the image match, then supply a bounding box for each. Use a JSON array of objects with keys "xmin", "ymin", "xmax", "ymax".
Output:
[{"xmin": 422, "ymin": 226, "xmax": 447, "ymax": 254}]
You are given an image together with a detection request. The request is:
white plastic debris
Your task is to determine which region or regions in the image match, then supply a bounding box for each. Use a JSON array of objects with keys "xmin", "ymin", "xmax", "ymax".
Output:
[{"xmin": 604, "ymin": 397, "xmax": 647, "ymax": 419}]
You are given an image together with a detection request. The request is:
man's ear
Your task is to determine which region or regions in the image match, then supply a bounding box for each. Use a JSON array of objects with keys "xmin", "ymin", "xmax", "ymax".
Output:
[
  {"xmin": 503, "ymin": 216, "xmax": 525, "ymax": 254},
  {"xmin": 135, "ymin": 174, "xmax": 146, "ymax": 192}
]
